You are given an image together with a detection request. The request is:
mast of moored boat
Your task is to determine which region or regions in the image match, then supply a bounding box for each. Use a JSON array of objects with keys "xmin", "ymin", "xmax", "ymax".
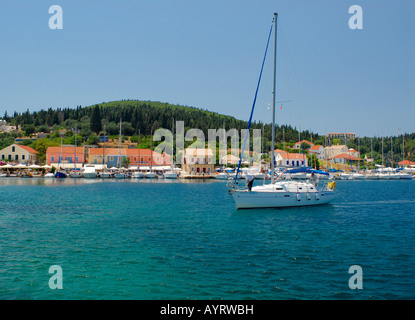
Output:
[
  {"xmin": 271, "ymin": 12, "xmax": 278, "ymax": 185},
  {"xmin": 118, "ymin": 118, "xmax": 122, "ymax": 170},
  {"xmin": 74, "ymin": 124, "xmax": 77, "ymax": 171}
]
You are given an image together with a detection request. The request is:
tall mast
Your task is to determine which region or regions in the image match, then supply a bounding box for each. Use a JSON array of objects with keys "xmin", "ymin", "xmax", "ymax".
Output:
[
  {"xmin": 271, "ymin": 12, "xmax": 278, "ymax": 184},
  {"xmin": 103, "ymin": 124, "xmax": 106, "ymax": 169},
  {"xmin": 138, "ymin": 129, "xmax": 140, "ymax": 171},
  {"xmin": 119, "ymin": 118, "xmax": 122, "ymax": 169},
  {"xmin": 402, "ymin": 133, "xmax": 405, "ymax": 169},
  {"xmin": 74, "ymin": 124, "xmax": 77, "ymax": 170}
]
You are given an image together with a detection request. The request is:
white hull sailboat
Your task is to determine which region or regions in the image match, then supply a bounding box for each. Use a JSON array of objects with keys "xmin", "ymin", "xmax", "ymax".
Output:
[
  {"xmin": 232, "ymin": 180, "xmax": 336, "ymax": 209},
  {"xmin": 229, "ymin": 13, "xmax": 335, "ymax": 209}
]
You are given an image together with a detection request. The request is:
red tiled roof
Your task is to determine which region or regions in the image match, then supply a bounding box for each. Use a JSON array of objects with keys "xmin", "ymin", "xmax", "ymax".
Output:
[
  {"xmin": 309, "ymin": 145, "xmax": 322, "ymax": 151},
  {"xmin": 17, "ymin": 145, "xmax": 38, "ymax": 154},
  {"xmin": 295, "ymin": 140, "xmax": 313, "ymax": 146},
  {"xmin": 280, "ymin": 153, "xmax": 307, "ymax": 160},
  {"xmin": 333, "ymin": 153, "xmax": 361, "ymax": 161},
  {"xmin": 398, "ymin": 160, "xmax": 415, "ymax": 165},
  {"xmin": 46, "ymin": 146, "xmax": 85, "ymax": 154}
]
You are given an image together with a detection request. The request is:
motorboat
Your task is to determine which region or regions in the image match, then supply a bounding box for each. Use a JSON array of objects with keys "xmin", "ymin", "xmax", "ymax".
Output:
[
  {"xmin": 100, "ymin": 171, "xmax": 112, "ymax": 179},
  {"xmin": 144, "ymin": 171, "xmax": 157, "ymax": 179},
  {"xmin": 163, "ymin": 170, "xmax": 178, "ymax": 179},
  {"xmin": 82, "ymin": 165, "xmax": 97, "ymax": 179},
  {"xmin": 70, "ymin": 170, "xmax": 82, "ymax": 178},
  {"xmin": 132, "ymin": 171, "xmax": 145, "ymax": 179},
  {"xmin": 215, "ymin": 172, "xmax": 229, "ymax": 180},
  {"xmin": 351, "ymin": 173, "xmax": 366, "ymax": 180}
]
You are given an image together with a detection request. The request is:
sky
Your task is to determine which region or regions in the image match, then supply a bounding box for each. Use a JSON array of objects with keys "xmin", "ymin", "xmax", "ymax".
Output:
[{"xmin": 0, "ymin": 0, "xmax": 413, "ymax": 137}]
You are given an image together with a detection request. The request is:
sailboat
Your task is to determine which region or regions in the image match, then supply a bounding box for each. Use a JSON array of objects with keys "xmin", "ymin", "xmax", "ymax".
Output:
[
  {"xmin": 132, "ymin": 129, "xmax": 144, "ymax": 179},
  {"xmin": 163, "ymin": 119, "xmax": 178, "ymax": 179},
  {"xmin": 397, "ymin": 134, "xmax": 413, "ymax": 179},
  {"xmin": 144, "ymin": 127, "xmax": 157, "ymax": 179},
  {"xmin": 115, "ymin": 118, "xmax": 128, "ymax": 179},
  {"xmin": 228, "ymin": 13, "xmax": 336, "ymax": 209},
  {"xmin": 70, "ymin": 124, "xmax": 82, "ymax": 178},
  {"xmin": 54, "ymin": 134, "xmax": 67, "ymax": 178},
  {"xmin": 100, "ymin": 125, "xmax": 112, "ymax": 179},
  {"xmin": 378, "ymin": 138, "xmax": 390, "ymax": 180}
]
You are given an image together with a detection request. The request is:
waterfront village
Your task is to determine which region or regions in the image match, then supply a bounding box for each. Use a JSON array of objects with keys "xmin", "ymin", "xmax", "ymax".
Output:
[{"xmin": 0, "ymin": 123, "xmax": 414, "ymax": 180}]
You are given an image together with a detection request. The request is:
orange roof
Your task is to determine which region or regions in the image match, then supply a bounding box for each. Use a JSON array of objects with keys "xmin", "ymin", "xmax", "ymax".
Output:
[
  {"xmin": 280, "ymin": 153, "xmax": 307, "ymax": 160},
  {"xmin": 17, "ymin": 145, "xmax": 38, "ymax": 154},
  {"xmin": 295, "ymin": 140, "xmax": 313, "ymax": 146},
  {"xmin": 272, "ymin": 149, "xmax": 286, "ymax": 153},
  {"xmin": 309, "ymin": 145, "xmax": 322, "ymax": 151},
  {"xmin": 333, "ymin": 153, "xmax": 361, "ymax": 161},
  {"xmin": 398, "ymin": 160, "xmax": 415, "ymax": 165},
  {"xmin": 47, "ymin": 146, "xmax": 85, "ymax": 154}
]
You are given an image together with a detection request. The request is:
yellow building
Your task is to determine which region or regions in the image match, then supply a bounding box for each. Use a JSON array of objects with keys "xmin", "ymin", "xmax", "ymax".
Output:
[{"xmin": 0, "ymin": 144, "xmax": 38, "ymax": 164}]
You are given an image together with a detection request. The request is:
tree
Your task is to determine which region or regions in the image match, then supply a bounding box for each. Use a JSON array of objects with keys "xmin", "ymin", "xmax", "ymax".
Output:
[{"xmin": 90, "ymin": 105, "xmax": 102, "ymax": 134}]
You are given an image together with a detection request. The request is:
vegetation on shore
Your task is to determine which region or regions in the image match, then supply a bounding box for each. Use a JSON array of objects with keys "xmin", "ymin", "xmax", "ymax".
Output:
[{"xmin": 1, "ymin": 99, "xmax": 414, "ymax": 165}]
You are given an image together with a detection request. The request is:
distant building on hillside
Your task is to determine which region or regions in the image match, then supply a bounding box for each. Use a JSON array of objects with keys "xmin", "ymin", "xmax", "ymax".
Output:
[
  {"xmin": 308, "ymin": 145, "xmax": 325, "ymax": 160},
  {"xmin": 294, "ymin": 140, "xmax": 314, "ymax": 150},
  {"xmin": 325, "ymin": 145, "xmax": 348, "ymax": 160}
]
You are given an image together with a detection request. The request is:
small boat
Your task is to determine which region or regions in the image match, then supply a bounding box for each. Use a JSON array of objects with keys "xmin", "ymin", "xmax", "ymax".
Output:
[
  {"xmin": 144, "ymin": 171, "xmax": 157, "ymax": 179},
  {"xmin": 398, "ymin": 172, "xmax": 413, "ymax": 180},
  {"xmin": 82, "ymin": 165, "xmax": 97, "ymax": 179},
  {"xmin": 44, "ymin": 172, "xmax": 54, "ymax": 178},
  {"xmin": 351, "ymin": 173, "xmax": 366, "ymax": 180},
  {"xmin": 115, "ymin": 169, "xmax": 128, "ymax": 179},
  {"xmin": 163, "ymin": 170, "xmax": 178, "ymax": 179},
  {"xmin": 389, "ymin": 173, "xmax": 400, "ymax": 180},
  {"xmin": 100, "ymin": 171, "xmax": 112, "ymax": 179},
  {"xmin": 70, "ymin": 170, "xmax": 82, "ymax": 178},
  {"xmin": 215, "ymin": 172, "xmax": 229, "ymax": 180},
  {"xmin": 132, "ymin": 171, "xmax": 144, "ymax": 178},
  {"xmin": 54, "ymin": 170, "xmax": 67, "ymax": 179},
  {"xmin": 365, "ymin": 173, "xmax": 379, "ymax": 180},
  {"xmin": 378, "ymin": 173, "xmax": 390, "ymax": 180}
]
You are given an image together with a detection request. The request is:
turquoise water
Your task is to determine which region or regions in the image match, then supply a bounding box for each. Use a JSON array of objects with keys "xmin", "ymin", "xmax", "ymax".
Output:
[{"xmin": 0, "ymin": 178, "xmax": 414, "ymax": 300}]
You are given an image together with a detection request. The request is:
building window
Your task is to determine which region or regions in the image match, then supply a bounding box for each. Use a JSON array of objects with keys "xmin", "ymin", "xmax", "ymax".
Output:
[
  {"xmin": 15, "ymin": 155, "xmax": 18, "ymax": 161},
  {"xmin": 12, "ymin": 146, "xmax": 15, "ymax": 152},
  {"xmin": 51, "ymin": 156, "xmax": 55, "ymax": 162},
  {"xmin": 1, "ymin": 155, "xmax": 4, "ymax": 160},
  {"xmin": 75, "ymin": 156, "xmax": 79, "ymax": 162},
  {"xmin": 22, "ymin": 155, "xmax": 25, "ymax": 160},
  {"xmin": 8, "ymin": 155, "xmax": 11, "ymax": 160}
]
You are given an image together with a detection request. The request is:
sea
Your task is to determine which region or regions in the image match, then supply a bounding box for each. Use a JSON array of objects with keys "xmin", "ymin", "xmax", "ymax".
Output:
[{"xmin": 0, "ymin": 177, "xmax": 414, "ymax": 300}]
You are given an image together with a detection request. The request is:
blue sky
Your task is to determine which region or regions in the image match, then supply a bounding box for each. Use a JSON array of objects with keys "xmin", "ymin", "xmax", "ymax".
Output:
[{"xmin": 0, "ymin": 0, "xmax": 413, "ymax": 137}]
